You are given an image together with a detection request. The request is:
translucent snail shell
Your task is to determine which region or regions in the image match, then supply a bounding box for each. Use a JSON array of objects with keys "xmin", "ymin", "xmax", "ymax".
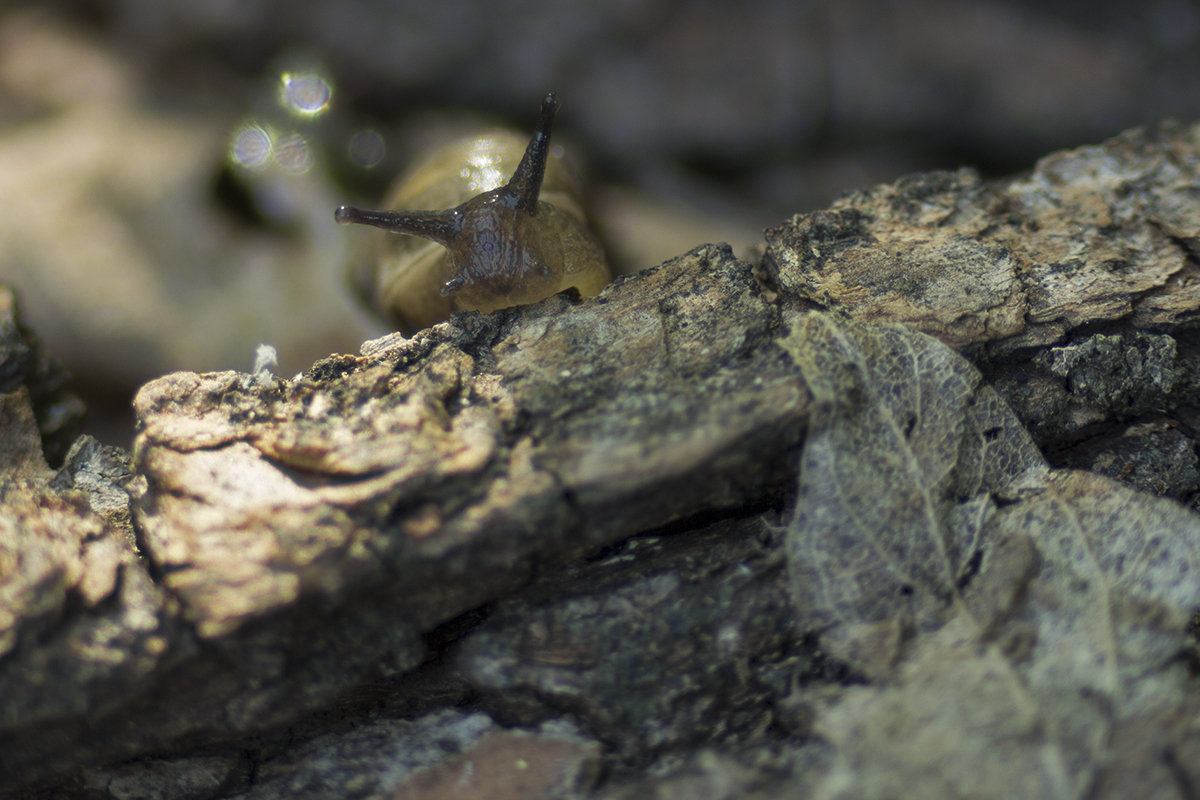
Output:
[{"xmin": 336, "ymin": 93, "xmax": 611, "ymax": 333}]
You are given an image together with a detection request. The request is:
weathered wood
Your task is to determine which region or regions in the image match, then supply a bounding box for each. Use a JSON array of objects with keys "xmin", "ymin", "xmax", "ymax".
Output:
[
  {"xmin": 764, "ymin": 120, "xmax": 1200, "ymax": 352},
  {"xmin": 2, "ymin": 121, "xmax": 1200, "ymax": 798}
]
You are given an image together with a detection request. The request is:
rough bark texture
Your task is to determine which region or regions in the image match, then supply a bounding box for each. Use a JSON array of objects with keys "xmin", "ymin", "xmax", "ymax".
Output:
[
  {"xmin": 3, "ymin": 121, "xmax": 1200, "ymax": 799},
  {"xmin": 765, "ymin": 120, "xmax": 1200, "ymax": 504}
]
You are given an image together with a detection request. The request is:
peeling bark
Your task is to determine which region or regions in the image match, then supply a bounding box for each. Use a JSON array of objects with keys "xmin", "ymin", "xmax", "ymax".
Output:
[{"xmin": 3, "ymin": 121, "xmax": 1200, "ymax": 798}]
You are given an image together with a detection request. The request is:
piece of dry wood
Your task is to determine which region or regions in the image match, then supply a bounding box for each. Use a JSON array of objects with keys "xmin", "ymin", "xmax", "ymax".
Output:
[
  {"xmin": 763, "ymin": 120, "xmax": 1200, "ymax": 352},
  {"xmin": 2, "ymin": 121, "xmax": 1200, "ymax": 796}
]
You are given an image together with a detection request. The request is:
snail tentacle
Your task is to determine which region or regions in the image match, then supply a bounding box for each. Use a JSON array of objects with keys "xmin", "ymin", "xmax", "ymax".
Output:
[
  {"xmin": 334, "ymin": 205, "xmax": 462, "ymax": 247},
  {"xmin": 499, "ymin": 92, "xmax": 559, "ymax": 214}
]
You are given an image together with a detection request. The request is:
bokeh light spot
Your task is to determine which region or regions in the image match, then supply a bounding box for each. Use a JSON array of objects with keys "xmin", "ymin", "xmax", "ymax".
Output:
[
  {"xmin": 349, "ymin": 129, "xmax": 386, "ymax": 168},
  {"xmin": 229, "ymin": 123, "xmax": 274, "ymax": 169},
  {"xmin": 279, "ymin": 72, "xmax": 332, "ymax": 117},
  {"xmin": 275, "ymin": 132, "xmax": 313, "ymax": 174}
]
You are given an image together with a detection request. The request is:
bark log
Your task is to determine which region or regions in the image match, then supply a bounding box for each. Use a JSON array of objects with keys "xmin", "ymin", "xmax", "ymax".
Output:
[{"xmin": 2, "ymin": 120, "xmax": 1199, "ymax": 799}]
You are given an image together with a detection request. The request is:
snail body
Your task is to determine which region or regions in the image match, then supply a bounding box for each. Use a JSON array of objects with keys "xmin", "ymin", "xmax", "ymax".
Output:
[{"xmin": 337, "ymin": 93, "xmax": 610, "ymax": 332}]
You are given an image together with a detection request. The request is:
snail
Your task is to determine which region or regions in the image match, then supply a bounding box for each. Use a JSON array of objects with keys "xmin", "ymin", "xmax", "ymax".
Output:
[{"xmin": 336, "ymin": 93, "xmax": 611, "ymax": 332}]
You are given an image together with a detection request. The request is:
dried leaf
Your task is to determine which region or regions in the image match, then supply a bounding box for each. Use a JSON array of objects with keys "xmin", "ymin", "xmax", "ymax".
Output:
[
  {"xmin": 990, "ymin": 471, "xmax": 1200, "ymax": 774},
  {"xmin": 814, "ymin": 638, "xmax": 1070, "ymax": 800},
  {"xmin": 781, "ymin": 313, "xmax": 1046, "ymax": 674},
  {"xmin": 813, "ymin": 473, "xmax": 1200, "ymax": 799},
  {"xmin": 781, "ymin": 314, "xmax": 1200, "ymax": 797}
]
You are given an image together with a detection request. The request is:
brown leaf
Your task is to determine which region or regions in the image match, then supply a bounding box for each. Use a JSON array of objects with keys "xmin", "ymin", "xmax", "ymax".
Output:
[{"xmin": 781, "ymin": 314, "xmax": 1046, "ymax": 675}]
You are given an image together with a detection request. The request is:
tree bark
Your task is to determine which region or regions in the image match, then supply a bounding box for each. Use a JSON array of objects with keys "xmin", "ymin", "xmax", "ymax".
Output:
[{"xmin": 2, "ymin": 120, "xmax": 1199, "ymax": 799}]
